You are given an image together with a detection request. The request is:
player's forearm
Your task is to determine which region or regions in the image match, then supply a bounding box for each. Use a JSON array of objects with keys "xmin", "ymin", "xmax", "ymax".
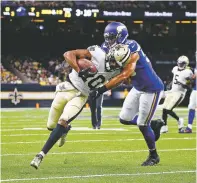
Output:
[
  {"xmin": 63, "ymin": 51, "xmax": 80, "ymax": 73},
  {"xmin": 105, "ymin": 72, "xmax": 133, "ymax": 90},
  {"xmin": 96, "ymin": 53, "xmax": 138, "ymax": 94},
  {"xmin": 95, "ymin": 71, "xmax": 133, "ymax": 96},
  {"xmin": 105, "ymin": 60, "xmax": 136, "ymax": 90}
]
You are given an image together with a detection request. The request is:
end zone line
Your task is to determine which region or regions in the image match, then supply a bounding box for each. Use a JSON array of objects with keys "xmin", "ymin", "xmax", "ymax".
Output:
[
  {"xmin": 1, "ymin": 148, "xmax": 196, "ymax": 157},
  {"xmin": 1, "ymin": 170, "xmax": 196, "ymax": 182}
]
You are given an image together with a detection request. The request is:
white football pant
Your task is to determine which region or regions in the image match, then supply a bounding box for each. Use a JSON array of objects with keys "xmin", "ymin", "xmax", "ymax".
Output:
[{"xmin": 119, "ymin": 87, "xmax": 162, "ymax": 126}]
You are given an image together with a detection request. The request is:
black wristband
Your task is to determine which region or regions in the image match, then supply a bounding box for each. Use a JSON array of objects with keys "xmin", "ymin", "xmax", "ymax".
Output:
[{"xmin": 98, "ymin": 85, "xmax": 108, "ymax": 94}]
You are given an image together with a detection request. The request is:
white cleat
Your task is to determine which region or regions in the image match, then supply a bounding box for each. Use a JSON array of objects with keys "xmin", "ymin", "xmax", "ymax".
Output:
[
  {"xmin": 58, "ymin": 133, "xmax": 67, "ymax": 147},
  {"xmin": 178, "ymin": 118, "xmax": 184, "ymax": 129},
  {"xmin": 160, "ymin": 125, "xmax": 168, "ymax": 134},
  {"xmin": 30, "ymin": 154, "xmax": 43, "ymax": 169}
]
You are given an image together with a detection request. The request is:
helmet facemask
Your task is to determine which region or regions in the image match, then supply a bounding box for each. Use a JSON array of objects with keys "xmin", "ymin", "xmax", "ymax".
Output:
[
  {"xmin": 105, "ymin": 51, "xmax": 121, "ymax": 71},
  {"xmin": 104, "ymin": 32, "xmax": 119, "ymax": 48},
  {"xmin": 177, "ymin": 61, "xmax": 187, "ymax": 70}
]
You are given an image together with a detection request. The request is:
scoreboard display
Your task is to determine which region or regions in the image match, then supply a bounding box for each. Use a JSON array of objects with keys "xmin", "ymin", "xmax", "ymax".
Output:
[
  {"xmin": 1, "ymin": 6, "xmax": 197, "ymax": 19},
  {"xmin": 2, "ymin": 6, "xmax": 100, "ymax": 18}
]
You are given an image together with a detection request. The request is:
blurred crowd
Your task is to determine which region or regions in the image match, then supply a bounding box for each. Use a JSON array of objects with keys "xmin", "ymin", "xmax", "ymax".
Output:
[
  {"xmin": 1, "ymin": 53, "xmax": 195, "ymax": 88},
  {"xmin": 1, "ymin": 56, "xmax": 71, "ymax": 85},
  {"xmin": 1, "ymin": 63, "xmax": 22, "ymax": 84},
  {"xmin": 1, "ymin": 1, "xmax": 195, "ymax": 10},
  {"xmin": 0, "ymin": 57, "xmax": 169, "ymax": 88}
]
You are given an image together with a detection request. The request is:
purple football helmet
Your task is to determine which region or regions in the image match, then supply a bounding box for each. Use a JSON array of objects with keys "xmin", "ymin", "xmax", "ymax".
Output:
[{"xmin": 104, "ymin": 22, "xmax": 128, "ymax": 48}]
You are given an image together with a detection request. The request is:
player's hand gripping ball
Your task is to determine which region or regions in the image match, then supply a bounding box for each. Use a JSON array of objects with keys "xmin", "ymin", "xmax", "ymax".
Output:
[
  {"xmin": 77, "ymin": 58, "xmax": 97, "ymax": 73},
  {"xmin": 77, "ymin": 58, "xmax": 97, "ymax": 79}
]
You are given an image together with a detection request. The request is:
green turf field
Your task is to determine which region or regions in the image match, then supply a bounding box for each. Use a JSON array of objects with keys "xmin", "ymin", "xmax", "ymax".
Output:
[{"xmin": 1, "ymin": 107, "xmax": 196, "ymax": 183}]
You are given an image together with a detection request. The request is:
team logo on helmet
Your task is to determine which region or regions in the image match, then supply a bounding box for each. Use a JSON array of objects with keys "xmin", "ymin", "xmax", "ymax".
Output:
[
  {"xmin": 117, "ymin": 25, "xmax": 127, "ymax": 33},
  {"xmin": 113, "ymin": 44, "xmax": 130, "ymax": 66}
]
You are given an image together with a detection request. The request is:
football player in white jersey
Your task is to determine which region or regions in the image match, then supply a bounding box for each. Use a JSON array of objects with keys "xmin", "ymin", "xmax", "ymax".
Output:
[
  {"xmin": 30, "ymin": 45, "xmax": 128, "ymax": 169},
  {"xmin": 180, "ymin": 52, "xmax": 197, "ymax": 133},
  {"xmin": 160, "ymin": 55, "xmax": 193, "ymax": 133}
]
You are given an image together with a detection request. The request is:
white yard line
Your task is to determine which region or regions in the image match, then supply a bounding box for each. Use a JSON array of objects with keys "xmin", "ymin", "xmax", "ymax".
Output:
[
  {"xmin": 1, "ymin": 148, "xmax": 196, "ymax": 157},
  {"xmin": 1, "ymin": 129, "xmax": 195, "ymax": 134},
  {"xmin": 1, "ymin": 137, "xmax": 196, "ymax": 145},
  {"xmin": 1, "ymin": 133, "xmax": 196, "ymax": 137},
  {"xmin": 1, "ymin": 170, "xmax": 196, "ymax": 182},
  {"xmin": 1, "ymin": 116, "xmax": 48, "ymax": 118},
  {"xmin": 1, "ymin": 107, "xmax": 189, "ymax": 111},
  {"xmin": 2, "ymin": 125, "xmax": 195, "ymax": 131},
  {"xmin": 1, "ymin": 126, "xmax": 194, "ymax": 132},
  {"xmin": 1, "ymin": 115, "xmax": 189, "ymax": 120},
  {"xmin": 1, "ymin": 127, "xmax": 128, "ymax": 131},
  {"xmin": 1, "ymin": 133, "xmax": 115, "ymax": 136},
  {"xmin": 1, "ymin": 124, "xmax": 124, "ymax": 126}
]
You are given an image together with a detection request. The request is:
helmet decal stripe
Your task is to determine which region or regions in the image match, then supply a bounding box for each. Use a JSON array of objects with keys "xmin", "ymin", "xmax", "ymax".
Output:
[{"xmin": 121, "ymin": 49, "xmax": 131, "ymax": 64}]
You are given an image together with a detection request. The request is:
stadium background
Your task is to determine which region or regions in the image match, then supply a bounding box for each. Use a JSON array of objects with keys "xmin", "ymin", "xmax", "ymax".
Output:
[{"xmin": 1, "ymin": 1, "xmax": 196, "ymax": 107}]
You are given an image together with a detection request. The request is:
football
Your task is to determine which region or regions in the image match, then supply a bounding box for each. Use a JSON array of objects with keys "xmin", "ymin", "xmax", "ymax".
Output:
[{"xmin": 77, "ymin": 58, "xmax": 97, "ymax": 73}]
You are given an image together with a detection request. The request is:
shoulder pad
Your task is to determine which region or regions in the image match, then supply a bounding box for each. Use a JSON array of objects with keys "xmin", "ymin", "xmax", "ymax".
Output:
[
  {"xmin": 127, "ymin": 40, "xmax": 141, "ymax": 53},
  {"xmin": 172, "ymin": 66, "xmax": 178, "ymax": 73}
]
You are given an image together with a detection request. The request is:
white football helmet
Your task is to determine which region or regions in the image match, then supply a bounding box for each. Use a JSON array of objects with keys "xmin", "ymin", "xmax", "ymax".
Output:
[
  {"xmin": 105, "ymin": 44, "xmax": 131, "ymax": 71},
  {"xmin": 177, "ymin": 55, "xmax": 189, "ymax": 70},
  {"xmin": 111, "ymin": 44, "xmax": 131, "ymax": 66}
]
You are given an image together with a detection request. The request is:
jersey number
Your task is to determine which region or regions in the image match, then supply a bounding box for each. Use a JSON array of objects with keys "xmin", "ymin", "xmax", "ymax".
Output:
[
  {"xmin": 88, "ymin": 75, "xmax": 105, "ymax": 89},
  {"xmin": 81, "ymin": 75, "xmax": 106, "ymax": 90},
  {"xmin": 174, "ymin": 74, "xmax": 180, "ymax": 84}
]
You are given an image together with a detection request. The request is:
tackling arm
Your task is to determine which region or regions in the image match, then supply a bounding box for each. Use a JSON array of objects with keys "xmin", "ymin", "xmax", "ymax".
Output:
[
  {"xmin": 90, "ymin": 51, "xmax": 139, "ymax": 100},
  {"xmin": 93, "ymin": 52, "xmax": 139, "ymax": 97},
  {"xmin": 63, "ymin": 49, "xmax": 92, "ymax": 72},
  {"xmin": 105, "ymin": 52, "xmax": 139, "ymax": 90}
]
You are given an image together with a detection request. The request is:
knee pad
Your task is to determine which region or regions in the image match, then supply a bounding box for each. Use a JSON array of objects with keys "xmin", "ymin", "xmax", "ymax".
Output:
[{"xmin": 119, "ymin": 118, "xmax": 130, "ymax": 125}]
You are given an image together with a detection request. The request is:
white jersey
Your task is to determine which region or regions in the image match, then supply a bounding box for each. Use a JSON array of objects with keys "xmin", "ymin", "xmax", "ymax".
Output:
[
  {"xmin": 171, "ymin": 66, "xmax": 193, "ymax": 93},
  {"xmin": 69, "ymin": 45, "xmax": 121, "ymax": 96}
]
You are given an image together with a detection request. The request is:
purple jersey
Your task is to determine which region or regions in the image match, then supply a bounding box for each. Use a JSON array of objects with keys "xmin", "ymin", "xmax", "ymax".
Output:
[{"xmin": 101, "ymin": 40, "xmax": 164, "ymax": 92}]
